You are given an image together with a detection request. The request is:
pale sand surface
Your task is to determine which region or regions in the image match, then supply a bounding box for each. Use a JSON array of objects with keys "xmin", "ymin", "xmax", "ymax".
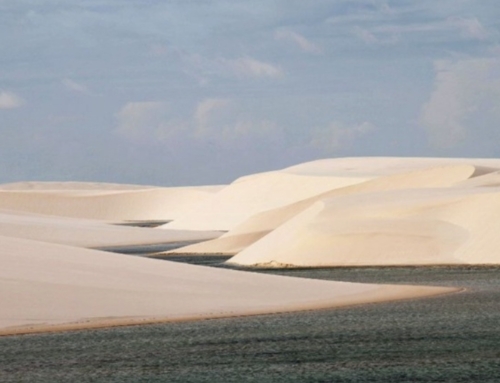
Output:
[
  {"xmin": 165, "ymin": 162, "xmax": 497, "ymax": 256},
  {"xmin": 0, "ymin": 184, "xmax": 222, "ymax": 221},
  {"xmin": 0, "ymin": 234, "xmax": 455, "ymax": 336},
  {"xmin": 230, "ymin": 186, "xmax": 500, "ymax": 267},
  {"xmin": 163, "ymin": 171, "xmax": 370, "ymax": 231},
  {"xmin": 282, "ymin": 156, "xmax": 500, "ymax": 177},
  {"xmin": 0, "ymin": 181, "xmax": 224, "ymax": 192},
  {"xmin": 3, "ymin": 157, "xmax": 499, "ymax": 336},
  {"xmin": 0, "ymin": 209, "xmax": 222, "ymax": 248}
]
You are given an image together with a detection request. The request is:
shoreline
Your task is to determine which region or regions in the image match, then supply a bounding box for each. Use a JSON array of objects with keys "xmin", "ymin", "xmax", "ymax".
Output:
[{"xmin": 0, "ymin": 284, "xmax": 461, "ymax": 338}]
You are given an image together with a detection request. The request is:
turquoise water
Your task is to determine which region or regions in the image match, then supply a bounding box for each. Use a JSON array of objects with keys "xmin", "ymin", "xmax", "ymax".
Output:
[{"xmin": 1, "ymin": 264, "xmax": 499, "ymax": 382}]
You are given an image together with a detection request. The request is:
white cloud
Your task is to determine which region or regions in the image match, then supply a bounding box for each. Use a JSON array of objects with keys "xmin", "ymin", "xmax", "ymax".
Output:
[
  {"xmin": 62, "ymin": 78, "xmax": 89, "ymax": 93},
  {"xmin": 192, "ymin": 98, "xmax": 282, "ymax": 145},
  {"xmin": 452, "ymin": 17, "xmax": 489, "ymax": 40},
  {"xmin": 115, "ymin": 98, "xmax": 283, "ymax": 148},
  {"xmin": 310, "ymin": 121, "xmax": 375, "ymax": 152},
  {"xmin": 194, "ymin": 98, "xmax": 231, "ymax": 131},
  {"xmin": 274, "ymin": 29, "xmax": 322, "ymax": 54},
  {"xmin": 352, "ymin": 26, "xmax": 380, "ymax": 44},
  {"xmin": 0, "ymin": 91, "xmax": 23, "ymax": 109},
  {"xmin": 420, "ymin": 58, "xmax": 500, "ymax": 149},
  {"xmin": 220, "ymin": 57, "xmax": 284, "ymax": 78},
  {"xmin": 115, "ymin": 101, "xmax": 168, "ymax": 140},
  {"xmin": 365, "ymin": 17, "xmax": 490, "ymax": 42}
]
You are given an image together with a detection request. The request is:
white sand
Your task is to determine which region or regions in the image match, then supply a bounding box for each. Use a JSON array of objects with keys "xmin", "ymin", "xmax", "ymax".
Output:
[
  {"xmin": 0, "ymin": 183, "xmax": 222, "ymax": 221},
  {"xmin": 0, "ymin": 209, "xmax": 221, "ymax": 248},
  {"xmin": 163, "ymin": 170, "xmax": 370, "ymax": 231},
  {"xmin": 5, "ymin": 157, "xmax": 497, "ymax": 335},
  {"xmin": 0, "ymin": 234, "xmax": 454, "ymax": 335},
  {"xmin": 168, "ymin": 162, "xmax": 495, "ymax": 256},
  {"xmin": 227, "ymin": 160, "xmax": 500, "ymax": 267}
]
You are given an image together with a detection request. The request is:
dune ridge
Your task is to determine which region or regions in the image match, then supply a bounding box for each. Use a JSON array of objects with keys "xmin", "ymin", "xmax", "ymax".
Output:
[{"xmin": 0, "ymin": 183, "xmax": 222, "ymax": 221}]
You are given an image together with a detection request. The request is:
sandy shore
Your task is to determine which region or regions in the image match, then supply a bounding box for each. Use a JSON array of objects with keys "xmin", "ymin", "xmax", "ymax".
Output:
[{"xmin": 0, "ymin": 234, "xmax": 457, "ymax": 337}]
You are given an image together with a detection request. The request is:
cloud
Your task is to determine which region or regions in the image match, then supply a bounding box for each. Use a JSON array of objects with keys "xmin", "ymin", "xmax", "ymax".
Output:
[
  {"xmin": 274, "ymin": 29, "xmax": 322, "ymax": 54},
  {"xmin": 310, "ymin": 121, "xmax": 375, "ymax": 152},
  {"xmin": 352, "ymin": 26, "xmax": 380, "ymax": 44},
  {"xmin": 420, "ymin": 58, "xmax": 500, "ymax": 149},
  {"xmin": 194, "ymin": 98, "xmax": 231, "ymax": 131},
  {"xmin": 452, "ymin": 17, "xmax": 489, "ymax": 40},
  {"xmin": 220, "ymin": 57, "xmax": 284, "ymax": 78},
  {"xmin": 0, "ymin": 91, "xmax": 23, "ymax": 109},
  {"xmin": 361, "ymin": 17, "xmax": 490, "ymax": 44},
  {"xmin": 192, "ymin": 98, "xmax": 283, "ymax": 145},
  {"xmin": 62, "ymin": 78, "xmax": 89, "ymax": 93},
  {"xmin": 115, "ymin": 97, "xmax": 284, "ymax": 150},
  {"xmin": 115, "ymin": 101, "xmax": 168, "ymax": 140}
]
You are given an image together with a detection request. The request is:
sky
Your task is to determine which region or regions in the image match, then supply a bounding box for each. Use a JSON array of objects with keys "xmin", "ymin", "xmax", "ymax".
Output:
[{"xmin": 1, "ymin": 0, "xmax": 500, "ymax": 186}]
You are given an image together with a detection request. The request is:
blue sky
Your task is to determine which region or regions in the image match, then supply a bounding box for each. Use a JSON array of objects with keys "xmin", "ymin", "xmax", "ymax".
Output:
[{"xmin": 1, "ymin": 0, "xmax": 500, "ymax": 185}]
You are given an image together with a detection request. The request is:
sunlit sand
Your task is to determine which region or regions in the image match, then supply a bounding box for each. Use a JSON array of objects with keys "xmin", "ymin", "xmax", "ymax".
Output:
[{"xmin": 4, "ymin": 157, "xmax": 496, "ymax": 335}]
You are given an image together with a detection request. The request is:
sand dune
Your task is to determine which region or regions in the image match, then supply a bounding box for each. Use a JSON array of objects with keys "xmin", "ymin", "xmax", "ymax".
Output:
[
  {"xmin": 229, "ymin": 185, "xmax": 500, "ymax": 267},
  {"xmin": 0, "ymin": 184, "xmax": 221, "ymax": 222},
  {"xmin": 3, "ymin": 157, "xmax": 499, "ymax": 335},
  {"xmin": 0, "ymin": 209, "xmax": 221, "ymax": 248},
  {"xmin": 0, "ymin": 234, "xmax": 454, "ymax": 335},
  {"xmin": 163, "ymin": 170, "xmax": 370, "ymax": 231},
  {"xmin": 168, "ymin": 162, "xmax": 497, "ymax": 255},
  {"xmin": 282, "ymin": 157, "xmax": 500, "ymax": 177},
  {"xmin": 0, "ymin": 181, "xmax": 154, "ymax": 191}
]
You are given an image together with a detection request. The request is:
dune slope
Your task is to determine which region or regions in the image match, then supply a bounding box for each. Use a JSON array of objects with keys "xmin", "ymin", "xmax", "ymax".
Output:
[
  {"xmin": 229, "ymin": 186, "xmax": 500, "ymax": 267},
  {"xmin": 0, "ymin": 184, "xmax": 221, "ymax": 222},
  {"xmin": 0, "ymin": 235, "xmax": 454, "ymax": 335},
  {"xmin": 168, "ymin": 163, "xmax": 494, "ymax": 255}
]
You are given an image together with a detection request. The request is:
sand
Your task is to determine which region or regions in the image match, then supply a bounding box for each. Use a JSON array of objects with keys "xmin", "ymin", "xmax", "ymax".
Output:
[
  {"xmin": 0, "ymin": 182, "xmax": 222, "ymax": 221},
  {"xmin": 4, "ymin": 157, "xmax": 497, "ymax": 336},
  {"xmin": 0, "ymin": 209, "xmax": 221, "ymax": 248},
  {"xmin": 225, "ymin": 160, "xmax": 500, "ymax": 267},
  {"xmin": 167, "ymin": 161, "xmax": 500, "ymax": 257},
  {"xmin": 0, "ymin": 234, "xmax": 455, "ymax": 336}
]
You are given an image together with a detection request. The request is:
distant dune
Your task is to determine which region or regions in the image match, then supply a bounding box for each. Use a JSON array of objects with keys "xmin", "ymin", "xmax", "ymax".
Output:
[{"xmin": 0, "ymin": 182, "xmax": 222, "ymax": 221}]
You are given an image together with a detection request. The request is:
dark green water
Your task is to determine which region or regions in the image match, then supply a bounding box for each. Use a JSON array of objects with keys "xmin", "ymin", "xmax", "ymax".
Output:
[{"xmin": 1, "ymin": 264, "xmax": 499, "ymax": 382}]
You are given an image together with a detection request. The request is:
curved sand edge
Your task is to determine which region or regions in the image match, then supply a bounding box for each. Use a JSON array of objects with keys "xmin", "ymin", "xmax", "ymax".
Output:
[{"xmin": 0, "ymin": 285, "xmax": 460, "ymax": 337}]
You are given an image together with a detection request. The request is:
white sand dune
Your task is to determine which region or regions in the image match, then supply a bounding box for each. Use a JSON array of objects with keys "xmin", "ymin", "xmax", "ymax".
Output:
[
  {"xmin": 0, "ymin": 181, "xmax": 154, "ymax": 191},
  {"xmin": 0, "ymin": 183, "xmax": 222, "ymax": 222},
  {"xmin": 282, "ymin": 156, "xmax": 500, "ymax": 177},
  {"xmin": 0, "ymin": 234, "xmax": 454, "ymax": 335},
  {"xmin": 0, "ymin": 209, "xmax": 221, "ymax": 248},
  {"xmin": 167, "ymin": 162, "xmax": 496, "ymax": 256},
  {"xmin": 229, "ymin": 184, "xmax": 500, "ymax": 267},
  {"xmin": 3, "ymin": 157, "xmax": 499, "ymax": 336},
  {"xmin": 163, "ymin": 170, "xmax": 370, "ymax": 231}
]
